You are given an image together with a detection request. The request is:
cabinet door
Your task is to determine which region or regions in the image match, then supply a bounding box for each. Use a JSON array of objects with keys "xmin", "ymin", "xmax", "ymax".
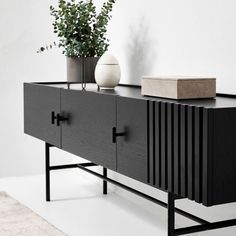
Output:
[
  {"xmin": 61, "ymin": 89, "xmax": 116, "ymax": 170},
  {"xmin": 24, "ymin": 83, "xmax": 61, "ymax": 147},
  {"xmin": 116, "ymin": 97, "xmax": 149, "ymax": 183}
]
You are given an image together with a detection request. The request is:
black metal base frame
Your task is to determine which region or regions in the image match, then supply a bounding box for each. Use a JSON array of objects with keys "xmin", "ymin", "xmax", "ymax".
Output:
[{"xmin": 45, "ymin": 143, "xmax": 236, "ymax": 236}]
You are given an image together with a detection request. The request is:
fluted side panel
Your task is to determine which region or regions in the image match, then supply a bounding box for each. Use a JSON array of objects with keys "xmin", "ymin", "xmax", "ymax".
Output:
[{"xmin": 153, "ymin": 102, "xmax": 206, "ymax": 203}]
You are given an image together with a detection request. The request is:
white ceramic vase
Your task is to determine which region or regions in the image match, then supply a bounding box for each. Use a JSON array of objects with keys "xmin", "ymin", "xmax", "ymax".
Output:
[{"xmin": 95, "ymin": 53, "xmax": 121, "ymax": 89}]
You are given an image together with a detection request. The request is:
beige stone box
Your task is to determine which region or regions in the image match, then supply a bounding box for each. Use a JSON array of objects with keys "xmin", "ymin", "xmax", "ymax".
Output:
[{"xmin": 141, "ymin": 76, "xmax": 216, "ymax": 100}]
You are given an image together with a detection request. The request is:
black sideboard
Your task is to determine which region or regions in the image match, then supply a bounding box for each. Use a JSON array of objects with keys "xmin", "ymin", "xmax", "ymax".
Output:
[{"xmin": 24, "ymin": 82, "xmax": 236, "ymax": 236}]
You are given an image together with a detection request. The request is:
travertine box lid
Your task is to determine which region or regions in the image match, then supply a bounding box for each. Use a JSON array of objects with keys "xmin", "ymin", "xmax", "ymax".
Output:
[
  {"xmin": 142, "ymin": 76, "xmax": 216, "ymax": 81},
  {"xmin": 141, "ymin": 76, "xmax": 216, "ymax": 100}
]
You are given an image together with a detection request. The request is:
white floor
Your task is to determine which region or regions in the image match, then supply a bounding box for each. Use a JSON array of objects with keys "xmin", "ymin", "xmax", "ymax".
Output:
[{"xmin": 0, "ymin": 169, "xmax": 236, "ymax": 236}]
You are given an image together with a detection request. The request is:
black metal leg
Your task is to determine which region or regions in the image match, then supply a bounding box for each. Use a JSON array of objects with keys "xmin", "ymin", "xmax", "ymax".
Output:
[
  {"xmin": 103, "ymin": 167, "xmax": 107, "ymax": 195},
  {"xmin": 168, "ymin": 192, "xmax": 175, "ymax": 236},
  {"xmin": 45, "ymin": 158, "xmax": 236, "ymax": 235},
  {"xmin": 45, "ymin": 143, "xmax": 50, "ymax": 201}
]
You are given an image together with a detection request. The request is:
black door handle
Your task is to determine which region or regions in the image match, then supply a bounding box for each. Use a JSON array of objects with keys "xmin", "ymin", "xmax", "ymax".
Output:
[
  {"xmin": 51, "ymin": 112, "xmax": 57, "ymax": 125},
  {"xmin": 56, "ymin": 113, "xmax": 69, "ymax": 126},
  {"xmin": 51, "ymin": 112, "xmax": 69, "ymax": 126},
  {"xmin": 112, "ymin": 127, "xmax": 126, "ymax": 143}
]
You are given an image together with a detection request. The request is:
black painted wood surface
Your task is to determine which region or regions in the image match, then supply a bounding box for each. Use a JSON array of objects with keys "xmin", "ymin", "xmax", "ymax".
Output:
[
  {"xmin": 36, "ymin": 83, "xmax": 236, "ymax": 108},
  {"xmin": 24, "ymin": 83, "xmax": 61, "ymax": 147},
  {"xmin": 61, "ymin": 89, "xmax": 116, "ymax": 170},
  {"xmin": 24, "ymin": 82, "xmax": 236, "ymax": 207},
  {"xmin": 116, "ymin": 97, "xmax": 149, "ymax": 183},
  {"xmin": 206, "ymin": 108, "xmax": 236, "ymax": 206},
  {"xmin": 152, "ymin": 102, "xmax": 208, "ymax": 205}
]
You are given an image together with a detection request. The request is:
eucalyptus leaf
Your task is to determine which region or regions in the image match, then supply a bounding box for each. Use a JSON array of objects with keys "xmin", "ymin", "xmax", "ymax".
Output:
[{"xmin": 39, "ymin": 0, "xmax": 115, "ymax": 56}]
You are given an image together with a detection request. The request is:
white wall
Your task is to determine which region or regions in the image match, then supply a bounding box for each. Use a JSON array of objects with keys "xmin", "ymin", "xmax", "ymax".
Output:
[
  {"xmin": 0, "ymin": 0, "xmax": 65, "ymax": 177},
  {"xmin": 108, "ymin": 0, "xmax": 236, "ymax": 94}
]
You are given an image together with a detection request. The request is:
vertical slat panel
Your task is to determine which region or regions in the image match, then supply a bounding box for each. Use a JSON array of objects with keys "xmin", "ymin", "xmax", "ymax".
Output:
[
  {"xmin": 147, "ymin": 101, "xmax": 150, "ymax": 184},
  {"xmin": 161, "ymin": 102, "xmax": 167, "ymax": 190},
  {"xmin": 187, "ymin": 106, "xmax": 194, "ymax": 200},
  {"xmin": 174, "ymin": 104, "xmax": 180, "ymax": 195},
  {"xmin": 180, "ymin": 105, "xmax": 187, "ymax": 197},
  {"xmin": 167, "ymin": 103, "xmax": 174, "ymax": 192},
  {"xmin": 152, "ymin": 102, "xmax": 156, "ymax": 186},
  {"xmin": 194, "ymin": 107, "xmax": 203, "ymax": 203},
  {"xmin": 202, "ymin": 108, "xmax": 210, "ymax": 205},
  {"xmin": 149, "ymin": 101, "xmax": 154, "ymax": 185},
  {"xmin": 194, "ymin": 107, "xmax": 200, "ymax": 201},
  {"xmin": 199, "ymin": 107, "xmax": 204, "ymax": 203},
  {"xmin": 155, "ymin": 102, "xmax": 161, "ymax": 188}
]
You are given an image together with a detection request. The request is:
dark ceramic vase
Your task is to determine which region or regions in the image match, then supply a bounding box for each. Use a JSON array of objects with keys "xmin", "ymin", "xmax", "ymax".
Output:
[{"xmin": 66, "ymin": 57, "xmax": 99, "ymax": 83}]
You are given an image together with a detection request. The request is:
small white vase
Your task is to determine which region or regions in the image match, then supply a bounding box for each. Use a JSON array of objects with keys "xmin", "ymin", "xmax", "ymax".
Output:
[{"xmin": 95, "ymin": 53, "xmax": 121, "ymax": 89}]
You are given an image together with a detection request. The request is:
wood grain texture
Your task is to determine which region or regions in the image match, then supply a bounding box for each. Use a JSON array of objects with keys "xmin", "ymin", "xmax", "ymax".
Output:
[
  {"xmin": 24, "ymin": 83, "xmax": 61, "ymax": 147},
  {"xmin": 116, "ymin": 97, "xmax": 149, "ymax": 183},
  {"xmin": 207, "ymin": 108, "xmax": 236, "ymax": 206},
  {"xmin": 61, "ymin": 89, "xmax": 116, "ymax": 170},
  {"xmin": 24, "ymin": 82, "xmax": 236, "ymax": 207}
]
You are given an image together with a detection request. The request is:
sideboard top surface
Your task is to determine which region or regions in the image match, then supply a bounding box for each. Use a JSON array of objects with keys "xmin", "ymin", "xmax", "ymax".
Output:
[{"xmin": 31, "ymin": 82, "xmax": 236, "ymax": 109}]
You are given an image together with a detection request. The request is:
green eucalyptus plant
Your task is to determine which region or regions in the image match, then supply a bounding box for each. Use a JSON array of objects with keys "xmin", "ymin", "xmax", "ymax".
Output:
[{"xmin": 38, "ymin": 0, "xmax": 116, "ymax": 57}]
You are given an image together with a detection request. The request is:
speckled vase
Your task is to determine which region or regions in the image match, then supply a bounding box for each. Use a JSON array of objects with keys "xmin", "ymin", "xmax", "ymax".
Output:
[{"xmin": 95, "ymin": 54, "xmax": 121, "ymax": 89}]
